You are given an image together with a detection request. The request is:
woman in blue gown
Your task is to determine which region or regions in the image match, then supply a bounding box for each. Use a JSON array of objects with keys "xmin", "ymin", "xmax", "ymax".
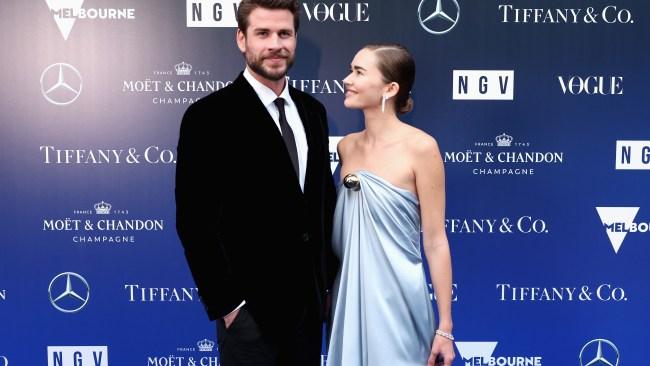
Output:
[{"xmin": 327, "ymin": 44, "xmax": 455, "ymax": 366}]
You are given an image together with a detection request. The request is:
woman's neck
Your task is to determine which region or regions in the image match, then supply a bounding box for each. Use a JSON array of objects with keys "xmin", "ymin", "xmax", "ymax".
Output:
[{"xmin": 362, "ymin": 107, "xmax": 402, "ymax": 146}]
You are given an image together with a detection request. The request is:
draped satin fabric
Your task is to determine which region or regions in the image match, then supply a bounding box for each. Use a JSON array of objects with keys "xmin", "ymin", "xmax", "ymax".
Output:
[{"xmin": 328, "ymin": 170, "xmax": 435, "ymax": 366}]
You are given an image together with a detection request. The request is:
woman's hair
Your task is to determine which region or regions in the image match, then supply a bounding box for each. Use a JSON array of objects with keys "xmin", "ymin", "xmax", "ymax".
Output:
[{"xmin": 364, "ymin": 43, "xmax": 415, "ymax": 114}]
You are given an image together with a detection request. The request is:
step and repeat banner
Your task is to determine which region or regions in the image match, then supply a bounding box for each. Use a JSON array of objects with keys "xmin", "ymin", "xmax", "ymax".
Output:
[{"xmin": 1, "ymin": 0, "xmax": 648, "ymax": 365}]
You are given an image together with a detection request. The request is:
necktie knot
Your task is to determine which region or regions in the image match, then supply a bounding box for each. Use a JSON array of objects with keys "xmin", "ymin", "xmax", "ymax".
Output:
[{"xmin": 274, "ymin": 98, "xmax": 286, "ymax": 111}]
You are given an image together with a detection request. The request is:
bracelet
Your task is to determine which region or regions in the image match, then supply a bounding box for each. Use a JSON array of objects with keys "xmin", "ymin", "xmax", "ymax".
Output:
[{"xmin": 435, "ymin": 329, "xmax": 454, "ymax": 341}]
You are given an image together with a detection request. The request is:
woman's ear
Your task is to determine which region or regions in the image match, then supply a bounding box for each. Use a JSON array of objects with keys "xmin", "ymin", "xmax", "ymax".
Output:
[{"xmin": 384, "ymin": 82, "xmax": 400, "ymax": 99}]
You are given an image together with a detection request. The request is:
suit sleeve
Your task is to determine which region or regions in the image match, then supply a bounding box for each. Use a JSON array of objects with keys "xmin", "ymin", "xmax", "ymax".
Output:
[
  {"xmin": 319, "ymin": 104, "xmax": 339, "ymax": 291},
  {"xmin": 175, "ymin": 104, "xmax": 243, "ymax": 320}
]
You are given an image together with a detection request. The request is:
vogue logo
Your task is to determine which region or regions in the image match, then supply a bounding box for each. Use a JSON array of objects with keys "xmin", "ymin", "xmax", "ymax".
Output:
[
  {"xmin": 302, "ymin": 3, "xmax": 370, "ymax": 22},
  {"xmin": 558, "ymin": 76, "xmax": 623, "ymax": 95}
]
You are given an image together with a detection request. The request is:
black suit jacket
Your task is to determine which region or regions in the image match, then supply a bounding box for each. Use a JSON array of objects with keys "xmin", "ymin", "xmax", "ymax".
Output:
[{"xmin": 175, "ymin": 73, "xmax": 338, "ymax": 338}]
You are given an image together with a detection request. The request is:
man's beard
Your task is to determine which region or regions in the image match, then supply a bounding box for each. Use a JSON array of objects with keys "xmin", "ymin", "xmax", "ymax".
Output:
[{"xmin": 246, "ymin": 50, "xmax": 295, "ymax": 81}]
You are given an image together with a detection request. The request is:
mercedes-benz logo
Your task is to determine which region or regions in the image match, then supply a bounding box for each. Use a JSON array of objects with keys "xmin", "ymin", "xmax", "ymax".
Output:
[
  {"xmin": 40, "ymin": 63, "xmax": 82, "ymax": 106},
  {"xmin": 579, "ymin": 339, "xmax": 620, "ymax": 366},
  {"xmin": 0, "ymin": 356, "xmax": 7, "ymax": 366},
  {"xmin": 48, "ymin": 272, "xmax": 90, "ymax": 313},
  {"xmin": 418, "ymin": 0, "xmax": 460, "ymax": 35}
]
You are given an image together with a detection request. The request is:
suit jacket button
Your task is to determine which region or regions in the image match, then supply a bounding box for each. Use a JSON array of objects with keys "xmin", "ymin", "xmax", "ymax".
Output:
[{"xmin": 302, "ymin": 233, "xmax": 310, "ymax": 242}]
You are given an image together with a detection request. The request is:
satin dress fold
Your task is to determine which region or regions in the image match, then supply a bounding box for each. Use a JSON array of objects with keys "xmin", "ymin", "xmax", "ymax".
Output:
[{"xmin": 327, "ymin": 170, "xmax": 435, "ymax": 366}]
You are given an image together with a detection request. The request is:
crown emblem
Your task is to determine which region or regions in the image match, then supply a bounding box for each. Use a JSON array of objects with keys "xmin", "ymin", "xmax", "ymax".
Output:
[
  {"xmin": 94, "ymin": 201, "xmax": 112, "ymax": 215},
  {"xmin": 495, "ymin": 133, "xmax": 513, "ymax": 147},
  {"xmin": 175, "ymin": 62, "xmax": 192, "ymax": 76},
  {"xmin": 197, "ymin": 338, "xmax": 215, "ymax": 352}
]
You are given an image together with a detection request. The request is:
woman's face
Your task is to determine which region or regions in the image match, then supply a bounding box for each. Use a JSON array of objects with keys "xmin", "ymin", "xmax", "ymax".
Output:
[{"xmin": 343, "ymin": 48, "xmax": 390, "ymax": 110}]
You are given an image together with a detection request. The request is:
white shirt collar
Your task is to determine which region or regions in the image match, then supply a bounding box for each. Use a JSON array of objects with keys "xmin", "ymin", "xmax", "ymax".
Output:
[{"xmin": 243, "ymin": 67, "xmax": 293, "ymax": 108}]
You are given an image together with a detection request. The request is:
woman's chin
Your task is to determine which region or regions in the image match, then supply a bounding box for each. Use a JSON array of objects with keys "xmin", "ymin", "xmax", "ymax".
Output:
[{"xmin": 343, "ymin": 99, "xmax": 361, "ymax": 110}]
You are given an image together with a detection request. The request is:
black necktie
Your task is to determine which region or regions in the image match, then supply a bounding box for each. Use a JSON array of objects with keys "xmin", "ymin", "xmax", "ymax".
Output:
[{"xmin": 274, "ymin": 98, "xmax": 299, "ymax": 177}]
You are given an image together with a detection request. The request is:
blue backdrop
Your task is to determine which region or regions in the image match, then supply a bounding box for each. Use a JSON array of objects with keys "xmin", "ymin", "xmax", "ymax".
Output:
[{"xmin": 1, "ymin": 1, "xmax": 649, "ymax": 365}]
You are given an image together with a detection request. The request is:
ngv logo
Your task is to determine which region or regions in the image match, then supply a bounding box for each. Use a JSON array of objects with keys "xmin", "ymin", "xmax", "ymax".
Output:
[
  {"xmin": 616, "ymin": 140, "xmax": 650, "ymax": 170},
  {"xmin": 558, "ymin": 76, "xmax": 623, "ymax": 95},
  {"xmin": 453, "ymin": 70, "xmax": 514, "ymax": 100},
  {"xmin": 303, "ymin": 3, "xmax": 370, "ymax": 22},
  {"xmin": 186, "ymin": 0, "xmax": 240, "ymax": 27},
  {"xmin": 596, "ymin": 207, "xmax": 648, "ymax": 253},
  {"xmin": 48, "ymin": 347, "xmax": 108, "ymax": 366}
]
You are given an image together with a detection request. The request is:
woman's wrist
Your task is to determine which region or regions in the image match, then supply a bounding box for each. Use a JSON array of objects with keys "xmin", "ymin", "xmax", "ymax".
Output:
[
  {"xmin": 435, "ymin": 329, "xmax": 455, "ymax": 341},
  {"xmin": 437, "ymin": 321, "xmax": 453, "ymax": 334}
]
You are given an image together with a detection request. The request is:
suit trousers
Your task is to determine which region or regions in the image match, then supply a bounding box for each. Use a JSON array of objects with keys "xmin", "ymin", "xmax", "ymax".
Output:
[{"xmin": 216, "ymin": 306, "xmax": 321, "ymax": 366}]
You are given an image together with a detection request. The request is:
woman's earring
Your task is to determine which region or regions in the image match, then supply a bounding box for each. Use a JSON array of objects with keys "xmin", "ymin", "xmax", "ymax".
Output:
[{"xmin": 381, "ymin": 94, "xmax": 387, "ymax": 113}]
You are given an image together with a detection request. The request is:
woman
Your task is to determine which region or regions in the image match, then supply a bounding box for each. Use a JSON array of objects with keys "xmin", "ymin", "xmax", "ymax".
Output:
[{"xmin": 327, "ymin": 44, "xmax": 455, "ymax": 366}]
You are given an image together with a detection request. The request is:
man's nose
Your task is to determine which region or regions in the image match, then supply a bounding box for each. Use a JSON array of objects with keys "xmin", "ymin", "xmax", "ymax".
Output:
[{"xmin": 267, "ymin": 33, "xmax": 282, "ymax": 48}]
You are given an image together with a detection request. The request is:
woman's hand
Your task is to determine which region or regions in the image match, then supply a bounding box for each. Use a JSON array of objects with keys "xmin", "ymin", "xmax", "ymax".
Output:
[{"xmin": 428, "ymin": 334, "xmax": 455, "ymax": 366}]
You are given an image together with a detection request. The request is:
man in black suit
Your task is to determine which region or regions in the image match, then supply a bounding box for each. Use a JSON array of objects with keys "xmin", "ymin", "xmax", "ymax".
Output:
[{"xmin": 175, "ymin": 0, "xmax": 337, "ymax": 365}]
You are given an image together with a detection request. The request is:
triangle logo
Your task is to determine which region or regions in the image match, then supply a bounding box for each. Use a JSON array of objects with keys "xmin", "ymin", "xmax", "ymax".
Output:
[
  {"xmin": 44, "ymin": 0, "xmax": 85, "ymax": 40},
  {"xmin": 595, "ymin": 206, "xmax": 639, "ymax": 254},
  {"xmin": 329, "ymin": 136, "xmax": 344, "ymax": 175},
  {"xmin": 455, "ymin": 341, "xmax": 498, "ymax": 365}
]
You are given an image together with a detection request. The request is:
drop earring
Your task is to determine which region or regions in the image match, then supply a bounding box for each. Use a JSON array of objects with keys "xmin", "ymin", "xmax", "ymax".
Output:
[{"xmin": 381, "ymin": 94, "xmax": 387, "ymax": 113}]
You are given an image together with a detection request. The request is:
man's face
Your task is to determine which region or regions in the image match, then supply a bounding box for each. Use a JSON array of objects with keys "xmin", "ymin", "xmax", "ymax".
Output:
[{"xmin": 237, "ymin": 7, "xmax": 297, "ymax": 81}]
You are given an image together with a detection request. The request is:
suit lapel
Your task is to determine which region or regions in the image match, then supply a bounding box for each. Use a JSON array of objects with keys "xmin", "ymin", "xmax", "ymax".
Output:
[
  {"xmin": 234, "ymin": 74, "xmax": 283, "ymax": 142},
  {"xmin": 235, "ymin": 74, "xmax": 305, "ymax": 194},
  {"xmin": 290, "ymin": 87, "xmax": 319, "ymax": 198}
]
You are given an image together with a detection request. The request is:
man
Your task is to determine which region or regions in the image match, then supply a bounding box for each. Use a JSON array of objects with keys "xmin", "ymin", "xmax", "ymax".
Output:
[{"xmin": 175, "ymin": 0, "xmax": 338, "ymax": 365}]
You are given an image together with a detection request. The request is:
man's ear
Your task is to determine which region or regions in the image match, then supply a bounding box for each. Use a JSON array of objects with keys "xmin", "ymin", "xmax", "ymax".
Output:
[{"xmin": 236, "ymin": 29, "xmax": 246, "ymax": 53}]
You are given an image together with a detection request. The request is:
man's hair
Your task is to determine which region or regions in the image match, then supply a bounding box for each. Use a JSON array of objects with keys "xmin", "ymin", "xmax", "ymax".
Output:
[{"xmin": 236, "ymin": 0, "xmax": 300, "ymax": 34}]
